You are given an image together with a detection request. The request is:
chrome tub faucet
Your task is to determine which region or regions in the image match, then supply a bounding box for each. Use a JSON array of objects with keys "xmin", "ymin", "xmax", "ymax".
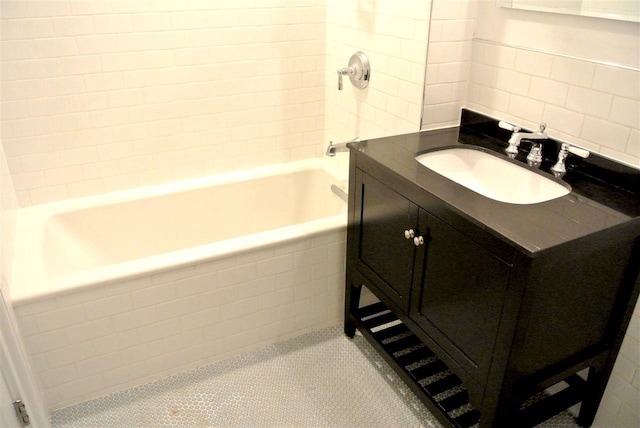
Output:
[{"xmin": 326, "ymin": 138, "xmax": 360, "ymax": 156}]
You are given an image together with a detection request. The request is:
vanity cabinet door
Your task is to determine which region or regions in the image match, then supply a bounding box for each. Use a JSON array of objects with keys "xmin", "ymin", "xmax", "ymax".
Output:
[
  {"xmin": 410, "ymin": 214, "xmax": 511, "ymax": 384},
  {"xmin": 354, "ymin": 171, "xmax": 425, "ymax": 312}
]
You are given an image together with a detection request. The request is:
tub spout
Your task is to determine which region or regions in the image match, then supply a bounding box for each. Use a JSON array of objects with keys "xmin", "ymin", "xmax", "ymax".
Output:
[{"xmin": 326, "ymin": 138, "xmax": 359, "ymax": 156}]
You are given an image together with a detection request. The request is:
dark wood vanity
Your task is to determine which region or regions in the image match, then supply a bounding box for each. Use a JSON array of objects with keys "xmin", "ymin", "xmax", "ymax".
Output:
[{"xmin": 344, "ymin": 110, "xmax": 640, "ymax": 427}]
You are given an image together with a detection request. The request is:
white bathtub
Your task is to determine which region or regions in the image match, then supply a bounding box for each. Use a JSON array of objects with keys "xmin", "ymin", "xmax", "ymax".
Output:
[
  {"xmin": 13, "ymin": 158, "xmax": 347, "ymax": 305},
  {"xmin": 11, "ymin": 158, "xmax": 348, "ymax": 409}
]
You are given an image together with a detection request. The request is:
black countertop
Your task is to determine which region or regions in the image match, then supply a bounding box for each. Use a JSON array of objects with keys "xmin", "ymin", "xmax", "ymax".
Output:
[{"xmin": 348, "ymin": 110, "xmax": 640, "ymax": 256}]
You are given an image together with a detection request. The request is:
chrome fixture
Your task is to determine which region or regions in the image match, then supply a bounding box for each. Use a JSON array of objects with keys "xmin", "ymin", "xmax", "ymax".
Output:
[
  {"xmin": 326, "ymin": 138, "xmax": 360, "ymax": 156},
  {"xmin": 551, "ymin": 142, "xmax": 590, "ymax": 178},
  {"xmin": 337, "ymin": 51, "xmax": 370, "ymax": 90},
  {"xmin": 499, "ymin": 120, "xmax": 521, "ymax": 157},
  {"xmin": 550, "ymin": 143, "xmax": 570, "ymax": 177},
  {"xmin": 499, "ymin": 121, "xmax": 547, "ymax": 159},
  {"xmin": 526, "ymin": 143, "xmax": 543, "ymax": 168}
]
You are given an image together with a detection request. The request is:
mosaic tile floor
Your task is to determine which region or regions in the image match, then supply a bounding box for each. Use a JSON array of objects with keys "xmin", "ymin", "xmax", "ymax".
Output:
[{"xmin": 51, "ymin": 325, "xmax": 580, "ymax": 427}]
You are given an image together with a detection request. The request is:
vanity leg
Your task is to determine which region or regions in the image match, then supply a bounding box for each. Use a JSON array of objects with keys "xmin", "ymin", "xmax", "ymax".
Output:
[
  {"xmin": 576, "ymin": 367, "xmax": 607, "ymax": 427},
  {"xmin": 344, "ymin": 279, "xmax": 362, "ymax": 338}
]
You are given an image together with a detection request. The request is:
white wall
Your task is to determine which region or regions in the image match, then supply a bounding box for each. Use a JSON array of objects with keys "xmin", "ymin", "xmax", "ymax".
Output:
[
  {"xmin": 1, "ymin": 0, "xmax": 326, "ymax": 206},
  {"xmin": 325, "ymin": 0, "xmax": 430, "ymax": 146},
  {"xmin": 478, "ymin": 2, "xmax": 638, "ymax": 68},
  {"xmin": 1, "ymin": 136, "xmax": 18, "ymax": 299},
  {"xmin": 422, "ymin": 0, "xmax": 477, "ymax": 129},
  {"xmin": 469, "ymin": 2, "xmax": 639, "ymax": 166},
  {"xmin": 0, "ymin": 119, "xmax": 49, "ymax": 424},
  {"xmin": 422, "ymin": 0, "xmax": 639, "ymax": 168}
]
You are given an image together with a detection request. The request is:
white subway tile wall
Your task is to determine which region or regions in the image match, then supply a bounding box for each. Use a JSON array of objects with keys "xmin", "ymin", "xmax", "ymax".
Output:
[
  {"xmin": 593, "ymin": 301, "xmax": 640, "ymax": 428},
  {"xmin": 13, "ymin": 231, "xmax": 346, "ymax": 410},
  {"xmin": 422, "ymin": 0, "xmax": 476, "ymax": 130},
  {"xmin": 0, "ymin": 145, "xmax": 19, "ymax": 296},
  {"xmin": 467, "ymin": 39, "xmax": 640, "ymax": 167},
  {"xmin": 1, "ymin": 0, "xmax": 326, "ymax": 206},
  {"xmin": 422, "ymin": 3, "xmax": 640, "ymax": 169},
  {"xmin": 324, "ymin": 0, "xmax": 430, "ymax": 147}
]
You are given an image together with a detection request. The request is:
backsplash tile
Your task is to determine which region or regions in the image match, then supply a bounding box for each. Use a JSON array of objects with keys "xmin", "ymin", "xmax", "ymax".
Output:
[
  {"xmin": 422, "ymin": 0, "xmax": 475, "ymax": 130},
  {"xmin": 467, "ymin": 39, "xmax": 640, "ymax": 166},
  {"xmin": 422, "ymin": 3, "xmax": 639, "ymax": 169}
]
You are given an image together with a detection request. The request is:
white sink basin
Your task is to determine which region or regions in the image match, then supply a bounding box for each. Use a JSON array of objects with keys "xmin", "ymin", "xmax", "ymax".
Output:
[{"xmin": 415, "ymin": 147, "xmax": 571, "ymax": 204}]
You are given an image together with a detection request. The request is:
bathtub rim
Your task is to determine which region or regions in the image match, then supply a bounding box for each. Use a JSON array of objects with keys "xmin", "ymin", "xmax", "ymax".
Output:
[{"xmin": 12, "ymin": 158, "xmax": 348, "ymax": 307}]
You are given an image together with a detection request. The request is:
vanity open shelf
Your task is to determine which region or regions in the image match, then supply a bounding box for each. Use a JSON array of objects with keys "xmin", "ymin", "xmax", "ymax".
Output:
[
  {"xmin": 354, "ymin": 300, "xmax": 591, "ymax": 428},
  {"xmin": 356, "ymin": 301, "xmax": 479, "ymax": 428},
  {"xmin": 344, "ymin": 110, "xmax": 640, "ymax": 428}
]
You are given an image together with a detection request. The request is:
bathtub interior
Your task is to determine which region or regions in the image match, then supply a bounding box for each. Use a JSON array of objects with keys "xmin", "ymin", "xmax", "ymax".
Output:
[
  {"xmin": 12, "ymin": 158, "xmax": 347, "ymax": 305},
  {"xmin": 44, "ymin": 167, "xmax": 345, "ymax": 277}
]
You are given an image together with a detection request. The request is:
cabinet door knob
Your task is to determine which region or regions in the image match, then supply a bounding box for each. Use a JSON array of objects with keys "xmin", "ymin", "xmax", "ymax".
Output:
[
  {"xmin": 404, "ymin": 229, "xmax": 415, "ymax": 239},
  {"xmin": 413, "ymin": 236, "xmax": 425, "ymax": 246}
]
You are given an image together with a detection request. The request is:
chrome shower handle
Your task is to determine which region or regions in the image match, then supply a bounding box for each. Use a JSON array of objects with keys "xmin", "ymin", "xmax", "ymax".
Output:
[
  {"xmin": 336, "ymin": 51, "xmax": 370, "ymax": 91},
  {"xmin": 337, "ymin": 66, "xmax": 355, "ymax": 90}
]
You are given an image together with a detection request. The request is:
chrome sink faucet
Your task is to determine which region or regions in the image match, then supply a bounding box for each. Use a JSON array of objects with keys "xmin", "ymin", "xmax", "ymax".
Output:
[
  {"xmin": 500, "ymin": 121, "xmax": 548, "ymax": 161},
  {"xmin": 498, "ymin": 120, "xmax": 590, "ymax": 176},
  {"xmin": 526, "ymin": 142, "xmax": 544, "ymax": 168}
]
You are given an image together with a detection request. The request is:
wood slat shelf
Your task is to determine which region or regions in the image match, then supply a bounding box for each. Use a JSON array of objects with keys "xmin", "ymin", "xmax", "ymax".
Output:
[
  {"xmin": 356, "ymin": 302, "xmax": 481, "ymax": 428},
  {"xmin": 355, "ymin": 302, "xmax": 587, "ymax": 428}
]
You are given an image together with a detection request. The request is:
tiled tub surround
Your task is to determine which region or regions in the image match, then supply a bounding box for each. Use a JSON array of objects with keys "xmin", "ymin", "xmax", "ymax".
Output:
[
  {"xmin": 421, "ymin": 0, "xmax": 476, "ymax": 130},
  {"xmin": 325, "ymin": 0, "xmax": 431, "ymax": 144},
  {"xmin": 11, "ymin": 158, "xmax": 347, "ymax": 410},
  {"xmin": 0, "ymin": 1, "xmax": 326, "ymax": 206}
]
